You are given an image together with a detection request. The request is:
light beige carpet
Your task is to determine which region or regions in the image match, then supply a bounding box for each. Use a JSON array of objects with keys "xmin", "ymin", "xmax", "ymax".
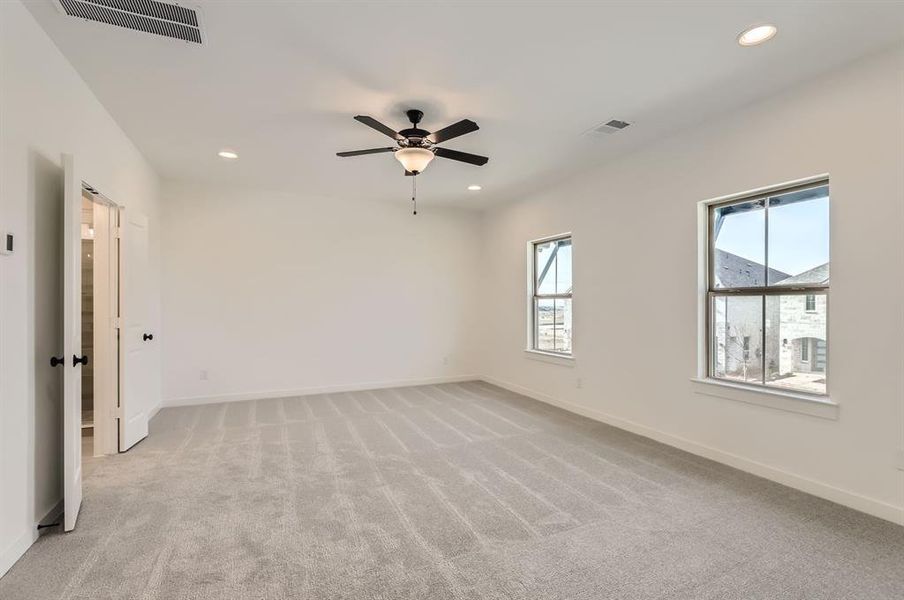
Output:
[{"xmin": 1, "ymin": 381, "xmax": 902, "ymax": 599}]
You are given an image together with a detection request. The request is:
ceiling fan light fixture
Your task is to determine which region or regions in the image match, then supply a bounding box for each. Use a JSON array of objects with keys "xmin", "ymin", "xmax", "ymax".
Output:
[{"xmin": 394, "ymin": 147, "xmax": 434, "ymax": 174}]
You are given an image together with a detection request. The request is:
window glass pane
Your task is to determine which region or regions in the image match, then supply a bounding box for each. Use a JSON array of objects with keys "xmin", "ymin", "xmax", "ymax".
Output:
[
  {"xmin": 555, "ymin": 239, "xmax": 572, "ymax": 295},
  {"xmin": 535, "ymin": 241, "xmax": 557, "ymax": 295},
  {"xmin": 535, "ymin": 238, "xmax": 572, "ymax": 295},
  {"xmin": 711, "ymin": 295, "xmax": 763, "ymax": 384},
  {"xmin": 712, "ymin": 200, "xmax": 766, "ymax": 288},
  {"xmin": 555, "ymin": 298, "xmax": 573, "ymax": 353},
  {"xmin": 535, "ymin": 298, "xmax": 556, "ymax": 352},
  {"xmin": 765, "ymin": 294, "xmax": 826, "ymax": 394},
  {"xmin": 767, "ymin": 186, "xmax": 829, "ymax": 286}
]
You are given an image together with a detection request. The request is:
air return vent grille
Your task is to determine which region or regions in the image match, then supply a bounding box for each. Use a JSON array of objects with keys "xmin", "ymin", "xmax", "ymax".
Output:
[
  {"xmin": 56, "ymin": 0, "xmax": 203, "ymax": 44},
  {"xmin": 601, "ymin": 119, "xmax": 630, "ymax": 131},
  {"xmin": 588, "ymin": 119, "xmax": 632, "ymax": 135}
]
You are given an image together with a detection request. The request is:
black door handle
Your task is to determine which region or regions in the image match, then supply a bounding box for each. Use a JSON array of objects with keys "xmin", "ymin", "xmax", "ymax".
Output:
[
  {"xmin": 50, "ymin": 356, "xmax": 64, "ymax": 367},
  {"xmin": 73, "ymin": 355, "xmax": 88, "ymax": 367},
  {"xmin": 143, "ymin": 333, "xmax": 153, "ymax": 341}
]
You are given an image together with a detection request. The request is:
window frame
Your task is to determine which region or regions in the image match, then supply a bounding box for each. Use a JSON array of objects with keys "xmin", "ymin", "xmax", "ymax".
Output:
[
  {"xmin": 705, "ymin": 179, "xmax": 829, "ymax": 396},
  {"xmin": 528, "ymin": 233, "xmax": 573, "ymax": 357}
]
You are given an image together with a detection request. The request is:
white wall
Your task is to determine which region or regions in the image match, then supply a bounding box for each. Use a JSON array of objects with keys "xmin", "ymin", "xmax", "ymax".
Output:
[
  {"xmin": 479, "ymin": 47, "xmax": 904, "ymax": 524},
  {"xmin": 0, "ymin": 0, "xmax": 162, "ymax": 576},
  {"xmin": 160, "ymin": 181, "xmax": 482, "ymax": 405}
]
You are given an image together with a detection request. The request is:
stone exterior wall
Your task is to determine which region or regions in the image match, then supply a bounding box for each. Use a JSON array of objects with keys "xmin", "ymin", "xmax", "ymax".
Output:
[{"xmin": 778, "ymin": 294, "xmax": 827, "ymax": 375}]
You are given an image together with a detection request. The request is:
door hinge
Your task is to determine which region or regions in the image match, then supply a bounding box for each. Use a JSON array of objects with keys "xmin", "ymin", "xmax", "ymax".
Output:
[
  {"xmin": 112, "ymin": 317, "xmax": 121, "ymax": 329},
  {"xmin": 115, "ymin": 227, "xmax": 122, "ymax": 239}
]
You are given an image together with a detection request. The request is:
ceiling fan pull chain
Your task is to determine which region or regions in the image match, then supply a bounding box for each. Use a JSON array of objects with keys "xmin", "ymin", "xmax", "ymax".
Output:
[{"xmin": 412, "ymin": 174, "xmax": 417, "ymax": 216}]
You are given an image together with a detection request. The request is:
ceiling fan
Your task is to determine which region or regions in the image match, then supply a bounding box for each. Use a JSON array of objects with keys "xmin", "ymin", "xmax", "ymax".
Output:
[{"xmin": 336, "ymin": 109, "xmax": 488, "ymax": 176}]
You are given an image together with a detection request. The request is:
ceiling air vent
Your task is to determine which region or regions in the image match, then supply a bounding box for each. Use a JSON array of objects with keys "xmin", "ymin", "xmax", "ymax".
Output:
[
  {"xmin": 587, "ymin": 119, "xmax": 633, "ymax": 136},
  {"xmin": 55, "ymin": 0, "xmax": 204, "ymax": 44}
]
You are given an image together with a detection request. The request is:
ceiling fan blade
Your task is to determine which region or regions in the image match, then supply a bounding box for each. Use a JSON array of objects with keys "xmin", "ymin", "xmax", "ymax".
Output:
[
  {"xmin": 433, "ymin": 147, "xmax": 489, "ymax": 166},
  {"xmin": 428, "ymin": 119, "xmax": 479, "ymax": 143},
  {"xmin": 336, "ymin": 147, "xmax": 396, "ymax": 157},
  {"xmin": 354, "ymin": 115, "xmax": 402, "ymax": 140}
]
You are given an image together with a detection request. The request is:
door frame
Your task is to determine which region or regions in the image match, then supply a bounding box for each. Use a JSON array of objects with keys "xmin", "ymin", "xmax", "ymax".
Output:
[{"xmin": 83, "ymin": 186, "xmax": 122, "ymax": 456}]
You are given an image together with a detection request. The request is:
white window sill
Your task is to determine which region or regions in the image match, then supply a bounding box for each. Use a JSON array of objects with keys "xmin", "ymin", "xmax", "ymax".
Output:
[
  {"xmin": 524, "ymin": 349, "xmax": 575, "ymax": 367},
  {"xmin": 690, "ymin": 377, "xmax": 838, "ymax": 420}
]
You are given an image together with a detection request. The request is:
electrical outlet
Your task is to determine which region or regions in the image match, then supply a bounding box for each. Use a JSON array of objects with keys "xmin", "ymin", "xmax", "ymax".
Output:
[
  {"xmin": 896, "ymin": 449, "xmax": 904, "ymax": 472},
  {"xmin": 200, "ymin": 370, "xmax": 208, "ymax": 381},
  {"xmin": 443, "ymin": 356, "xmax": 449, "ymax": 366},
  {"xmin": 576, "ymin": 377, "xmax": 583, "ymax": 389}
]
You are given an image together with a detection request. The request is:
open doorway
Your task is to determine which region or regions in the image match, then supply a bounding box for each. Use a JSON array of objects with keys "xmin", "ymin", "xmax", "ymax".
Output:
[{"xmin": 79, "ymin": 188, "xmax": 120, "ymax": 459}]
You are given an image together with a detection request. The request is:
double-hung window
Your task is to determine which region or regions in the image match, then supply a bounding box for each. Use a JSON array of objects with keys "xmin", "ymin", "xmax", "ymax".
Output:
[
  {"xmin": 530, "ymin": 235, "xmax": 572, "ymax": 355},
  {"xmin": 707, "ymin": 181, "xmax": 829, "ymax": 395}
]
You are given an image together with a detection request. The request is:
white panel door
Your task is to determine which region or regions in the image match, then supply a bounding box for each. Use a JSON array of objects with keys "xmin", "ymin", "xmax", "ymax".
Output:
[
  {"xmin": 62, "ymin": 154, "xmax": 83, "ymax": 532},
  {"xmin": 120, "ymin": 209, "xmax": 151, "ymax": 451}
]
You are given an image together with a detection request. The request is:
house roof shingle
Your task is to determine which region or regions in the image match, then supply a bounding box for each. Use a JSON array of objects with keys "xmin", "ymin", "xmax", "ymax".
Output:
[
  {"xmin": 775, "ymin": 263, "xmax": 830, "ymax": 286},
  {"xmin": 714, "ymin": 250, "xmax": 789, "ymax": 288},
  {"xmin": 714, "ymin": 249, "xmax": 829, "ymax": 287}
]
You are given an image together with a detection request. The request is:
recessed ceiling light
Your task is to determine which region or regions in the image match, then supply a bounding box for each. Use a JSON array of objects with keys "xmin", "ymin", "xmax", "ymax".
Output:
[
  {"xmin": 468, "ymin": 185, "xmax": 482, "ymax": 191},
  {"xmin": 217, "ymin": 150, "xmax": 238, "ymax": 159},
  {"xmin": 737, "ymin": 24, "xmax": 777, "ymax": 47}
]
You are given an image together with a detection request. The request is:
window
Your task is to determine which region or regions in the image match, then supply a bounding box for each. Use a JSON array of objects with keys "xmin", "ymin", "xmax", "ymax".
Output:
[
  {"xmin": 805, "ymin": 294, "xmax": 816, "ymax": 311},
  {"xmin": 708, "ymin": 181, "xmax": 828, "ymax": 395},
  {"xmin": 530, "ymin": 235, "xmax": 572, "ymax": 355}
]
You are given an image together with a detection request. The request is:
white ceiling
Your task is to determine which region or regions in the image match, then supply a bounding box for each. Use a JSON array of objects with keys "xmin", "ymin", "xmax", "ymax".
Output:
[{"xmin": 26, "ymin": 1, "xmax": 904, "ymax": 209}]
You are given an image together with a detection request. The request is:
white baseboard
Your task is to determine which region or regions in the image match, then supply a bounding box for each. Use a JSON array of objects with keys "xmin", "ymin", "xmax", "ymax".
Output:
[
  {"xmin": 0, "ymin": 498, "xmax": 63, "ymax": 579},
  {"xmin": 481, "ymin": 375, "xmax": 904, "ymax": 526},
  {"xmin": 38, "ymin": 499, "xmax": 64, "ymax": 528},
  {"xmin": 0, "ymin": 528, "xmax": 36, "ymax": 579},
  {"xmin": 163, "ymin": 374, "xmax": 481, "ymax": 408},
  {"xmin": 148, "ymin": 400, "xmax": 162, "ymax": 421}
]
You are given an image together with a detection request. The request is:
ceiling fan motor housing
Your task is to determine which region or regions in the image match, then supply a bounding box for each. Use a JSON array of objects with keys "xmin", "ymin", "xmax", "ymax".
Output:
[{"xmin": 398, "ymin": 128, "xmax": 431, "ymax": 145}]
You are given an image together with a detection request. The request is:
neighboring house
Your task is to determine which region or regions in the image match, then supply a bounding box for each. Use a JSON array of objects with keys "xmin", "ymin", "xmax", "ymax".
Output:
[
  {"xmin": 777, "ymin": 264, "xmax": 829, "ymax": 377},
  {"xmin": 712, "ymin": 250, "xmax": 827, "ymax": 388}
]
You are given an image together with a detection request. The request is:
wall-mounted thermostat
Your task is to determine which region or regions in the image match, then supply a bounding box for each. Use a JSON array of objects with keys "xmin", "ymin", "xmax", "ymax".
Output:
[{"xmin": 1, "ymin": 232, "xmax": 13, "ymax": 255}]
